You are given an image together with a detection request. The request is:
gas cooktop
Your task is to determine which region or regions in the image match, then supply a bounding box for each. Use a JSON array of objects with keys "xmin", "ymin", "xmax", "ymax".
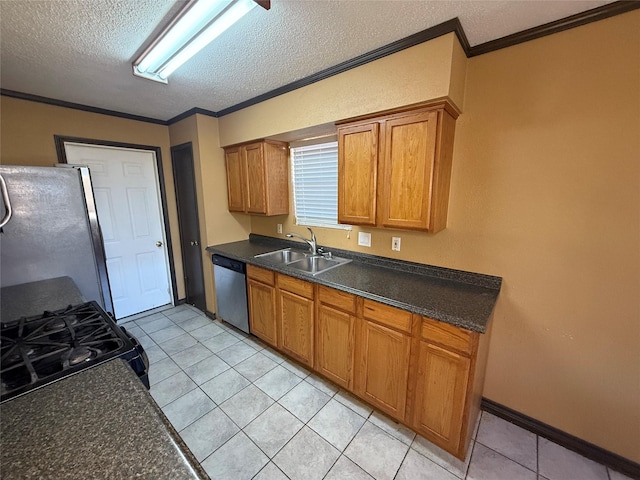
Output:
[{"xmin": 0, "ymin": 301, "xmax": 148, "ymax": 402}]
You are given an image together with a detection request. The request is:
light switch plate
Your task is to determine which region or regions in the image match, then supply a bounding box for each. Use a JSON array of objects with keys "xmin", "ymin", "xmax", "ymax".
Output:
[{"xmin": 358, "ymin": 232, "xmax": 372, "ymax": 247}]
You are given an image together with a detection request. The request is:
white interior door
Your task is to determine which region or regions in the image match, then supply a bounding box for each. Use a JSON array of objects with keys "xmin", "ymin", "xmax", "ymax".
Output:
[{"xmin": 64, "ymin": 143, "xmax": 173, "ymax": 319}]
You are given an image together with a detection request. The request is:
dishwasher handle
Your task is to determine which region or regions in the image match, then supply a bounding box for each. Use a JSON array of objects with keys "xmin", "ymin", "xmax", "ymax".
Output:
[
  {"xmin": 0, "ymin": 174, "xmax": 13, "ymax": 229},
  {"xmin": 212, "ymin": 254, "xmax": 246, "ymax": 274}
]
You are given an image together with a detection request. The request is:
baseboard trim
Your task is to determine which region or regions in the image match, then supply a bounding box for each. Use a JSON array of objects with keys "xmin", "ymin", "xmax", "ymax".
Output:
[
  {"xmin": 175, "ymin": 298, "xmax": 187, "ymax": 306},
  {"xmin": 205, "ymin": 311, "xmax": 217, "ymax": 321},
  {"xmin": 481, "ymin": 398, "xmax": 640, "ymax": 479}
]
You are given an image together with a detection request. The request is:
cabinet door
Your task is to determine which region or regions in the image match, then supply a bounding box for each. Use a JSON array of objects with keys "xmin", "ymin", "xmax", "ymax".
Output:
[
  {"xmin": 338, "ymin": 123, "xmax": 379, "ymax": 226},
  {"xmin": 412, "ymin": 341, "xmax": 470, "ymax": 455},
  {"xmin": 247, "ymin": 279, "xmax": 277, "ymax": 347},
  {"xmin": 279, "ymin": 290, "xmax": 314, "ymax": 366},
  {"xmin": 225, "ymin": 147, "xmax": 245, "ymax": 212},
  {"xmin": 316, "ymin": 304, "xmax": 355, "ymax": 389},
  {"xmin": 356, "ymin": 320, "xmax": 411, "ymax": 419},
  {"xmin": 244, "ymin": 142, "xmax": 267, "ymax": 214},
  {"xmin": 379, "ymin": 111, "xmax": 438, "ymax": 230}
]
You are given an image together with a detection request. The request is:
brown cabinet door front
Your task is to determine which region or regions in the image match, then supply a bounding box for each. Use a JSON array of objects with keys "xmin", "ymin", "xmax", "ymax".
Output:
[
  {"xmin": 244, "ymin": 143, "xmax": 267, "ymax": 214},
  {"xmin": 279, "ymin": 290, "xmax": 314, "ymax": 367},
  {"xmin": 357, "ymin": 320, "xmax": 411, "ymax": 419},
  {"xmin": 316, "ymin": 304, "xmax": 355, "ymax": 389},
  {"xmin": 225, "ymin": 147, "xmax": 245, "ymax": 212},
  {"xmin": 379, "ymin": 111, "xmax": 438, "ymax": 230},
  {"xmin": 247, "ymin": 279, "xmax": 277, "ymax": 347},
  {"xmin": 338, "ymin": 123, "xmax": 379, "ymax": 226},
  {"xmin": 413, "ymin": 341, "xmax": 471, "ymax": 455}
]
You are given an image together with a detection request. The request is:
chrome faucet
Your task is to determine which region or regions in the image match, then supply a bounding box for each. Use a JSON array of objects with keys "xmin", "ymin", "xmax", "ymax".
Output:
[{"xmin": 286, "ymin": 227, "xmax": 318, "ymax": 256}]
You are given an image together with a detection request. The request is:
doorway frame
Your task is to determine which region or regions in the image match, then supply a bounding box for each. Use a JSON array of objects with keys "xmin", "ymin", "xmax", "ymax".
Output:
[
  {"xmin": 54, "ymin": 135, "xmax": 179, "ymax": 306},
  {"xmin": 171, "ymin": 141, "xmax": 206, "ymax": 311}
]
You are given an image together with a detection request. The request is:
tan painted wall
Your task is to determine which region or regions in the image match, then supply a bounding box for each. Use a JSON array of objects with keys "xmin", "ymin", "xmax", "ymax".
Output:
[
  {"xmin": 244, "ymin": 12, "xmax": 640, "ymax": 461},
  {"xmin": 169, "ymin": 115, "xmax": 251, "ymax": 313},
  {"xmin": 0, "ymin": 96, "xmax": 186, "ymax": 300},
  {"xmin": 218, "ymin": 33, "xmax": 462, "ymax": 146}
]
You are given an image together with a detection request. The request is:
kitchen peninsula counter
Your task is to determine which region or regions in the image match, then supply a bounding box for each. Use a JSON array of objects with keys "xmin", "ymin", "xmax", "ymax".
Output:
[
  {"xmin": 207, "ymin": 234, "xmax": 502, "ymax": 333},
  {"xmin": 0, "ymin": 359, "xmax": 208, "ymax": 480}
]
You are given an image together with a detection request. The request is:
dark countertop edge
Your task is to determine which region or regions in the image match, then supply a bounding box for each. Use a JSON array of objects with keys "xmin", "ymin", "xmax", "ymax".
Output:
[{"xmin": 206, "ymin": 234, "xmax": 502, "ymax": 333}]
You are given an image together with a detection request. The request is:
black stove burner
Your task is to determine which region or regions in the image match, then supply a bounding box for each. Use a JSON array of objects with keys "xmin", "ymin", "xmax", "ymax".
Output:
[
  {"xmin": 0, "ymin": 301, "xmax": 149, "ymax": 402},
  {"xmin": 44, "ymin": 314, "xmax": 79, "ymax": 332}
]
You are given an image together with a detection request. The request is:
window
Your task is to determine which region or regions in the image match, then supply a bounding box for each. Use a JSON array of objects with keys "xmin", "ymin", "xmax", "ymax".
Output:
[{"xmin": 290, "ymin": 140, "xmax": 350, "ymax": 230}]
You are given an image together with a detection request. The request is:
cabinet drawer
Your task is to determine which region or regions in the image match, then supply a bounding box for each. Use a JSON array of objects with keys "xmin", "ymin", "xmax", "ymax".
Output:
[
  {"xmin": 318, "ymin": 286, "xmax": 356, "ymax": 313},
  {"xmin": 247, "ymin": 264, "xmax": 275, "ymax": 286},
  {"xmin": 277, "ymin": 274, "xmax": 314, "ymax": 299},
  {"xmin": 363, "ymin": 299, "xmax": 412, "ymax": 333},
  {"xmin": 421, "ymin": 317, "xmax": 474, "ymax": 355}
]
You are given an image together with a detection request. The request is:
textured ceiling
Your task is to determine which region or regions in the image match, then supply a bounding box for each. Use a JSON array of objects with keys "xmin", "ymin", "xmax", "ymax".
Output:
[{"xmin": 0, "ymin": 0, "xmax": 614, "ymax": 121}]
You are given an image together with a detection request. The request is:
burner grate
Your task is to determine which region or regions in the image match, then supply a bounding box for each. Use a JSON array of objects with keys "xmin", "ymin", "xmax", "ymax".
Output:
[{"xmin": 1, "ymin": 302, "xmax": 132, "ymax": 401}]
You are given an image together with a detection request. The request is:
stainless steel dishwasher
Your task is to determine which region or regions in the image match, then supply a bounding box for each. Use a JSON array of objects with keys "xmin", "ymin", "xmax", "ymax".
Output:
[{"xmin": 212, "ymin": 254, "xmax": 249, "ymax": 334}]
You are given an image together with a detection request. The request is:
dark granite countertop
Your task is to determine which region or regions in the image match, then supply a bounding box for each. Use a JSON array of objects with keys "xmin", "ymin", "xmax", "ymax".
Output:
[
  {"xmin": 206, "ymin": 234, "xmax": 502, "ymax": 333},
  {"xmin": 0, "ymin": 276, "xmax": 86, "ymax": 323},
  {"xmin": 0, "ymin": 359, "xmax": 208, "ymax": 480}
]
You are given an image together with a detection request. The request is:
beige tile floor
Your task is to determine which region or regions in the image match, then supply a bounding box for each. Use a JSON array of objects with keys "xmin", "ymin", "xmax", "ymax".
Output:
[{"xmin": 121, "ymin": 305, "xmax": 632, "ymax": 480}]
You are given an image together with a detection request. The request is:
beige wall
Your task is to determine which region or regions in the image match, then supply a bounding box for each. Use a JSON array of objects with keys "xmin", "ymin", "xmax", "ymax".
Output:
[
  {"xmin": 0, "ymin": 96, "xmax": 186, "ymax": 300},
  {"xmin": 169, "ymin": 115, "xmax": 251, "ymax": 313},
  {"xmin": 235, "ymin": 12, "xmax": 640, "ymax": 461},
  {"xmin": 218, "ymin": 33, "xmax": 464, "ymax": 146}
]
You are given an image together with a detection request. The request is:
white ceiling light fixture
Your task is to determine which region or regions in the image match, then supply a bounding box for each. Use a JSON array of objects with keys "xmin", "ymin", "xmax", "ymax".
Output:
[{"xmin": 133, "ymin": 0, "xmax": 270, "ymax": 84}]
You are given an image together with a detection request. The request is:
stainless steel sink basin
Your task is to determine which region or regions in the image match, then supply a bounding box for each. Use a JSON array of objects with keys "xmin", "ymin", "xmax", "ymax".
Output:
[
  {"xmin": 287, "ymin": 255, "xmax": 351, "ymax": 275},
  {"xmin": 254, "ymin": 248, "xmax": 308, "ymax": 264},
  {"xmin": 255, "ymin": 248, "xmax": 351, "ymax": 275}
]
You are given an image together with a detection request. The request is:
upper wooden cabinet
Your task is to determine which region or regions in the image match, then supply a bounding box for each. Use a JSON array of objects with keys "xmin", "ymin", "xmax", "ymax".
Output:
[
  {"xmin": 337, "ymin": 100, "xmax": 458, "ymax": 233},
  {"xmin": 224, "ymin": 140, "xmax": 289, "ymax": 216}
]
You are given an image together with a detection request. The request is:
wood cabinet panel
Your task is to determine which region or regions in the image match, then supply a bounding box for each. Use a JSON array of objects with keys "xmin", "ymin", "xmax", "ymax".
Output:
[
  {"xmin": 363, "ymin": 299, "xmax": 412, "ymax": 333},
  {"xmin": 412, "ymin": 341, "xmax": 471, "ymax": 454},
  {"xmin": 338, "ymin": 123, "xmax": 378, "ymax": 226},
  {"xmin": 244, "ymin": 142, "xmax": 267, "ymax": 214},
  {"xmin": 279, "ymin": 290, "xmax": 314, "ymax": 366},
  {"xmin": 356, "ymin": 320, "xmax": 411, "ymax": 418},
  {"xmin": 247, "ymin": 278, "xmax": 277, "ymax": 347},
  {"xmin": 379, "ymin": 111, "xmax": 438, "ymax": 230},
  {"xmin": 224, "ymin": 147, "xmax": 245, "ymax": 212},
  {"xmin": 247, "ymin": 264, "xmax": 275, "ymax": 286},
  {"xmin": 316, "ymin": 304, "xmax": 355, "ymax": 389},
  {"xmin": 421, "ymin": 316, "xmax": 475, "ymax": 355},
  {"xmin": 318, "ymin": 285, "xmax": 356, "ymax": 314},
  {"xmin": 278, "ymin": 274, "xmax": 313, "ymax": 299}
]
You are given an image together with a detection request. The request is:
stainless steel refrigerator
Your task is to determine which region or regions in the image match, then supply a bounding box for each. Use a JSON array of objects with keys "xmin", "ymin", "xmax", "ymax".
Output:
[{"xmin": 0, "ymin": 165, "xmax": 112, "ymax": 320}]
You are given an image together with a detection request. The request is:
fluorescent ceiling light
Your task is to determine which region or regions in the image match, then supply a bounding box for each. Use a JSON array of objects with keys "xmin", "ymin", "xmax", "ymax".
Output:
[{"xmin": 133, "ymin": 0, "xmax": 268, "ymax": 84}]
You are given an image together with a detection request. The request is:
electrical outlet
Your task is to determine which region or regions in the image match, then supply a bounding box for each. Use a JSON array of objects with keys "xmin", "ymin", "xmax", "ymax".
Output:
[
  {"xmin": 277, "ymin": 223, "xmax": 282, "ymax": 234},
  {"xmin": 392, "ymin": 237, "xmax": 401, "ymax": 251},
  {"xmin": 358, "ymin": 232, "xmax": 372, "ymax": 247}
]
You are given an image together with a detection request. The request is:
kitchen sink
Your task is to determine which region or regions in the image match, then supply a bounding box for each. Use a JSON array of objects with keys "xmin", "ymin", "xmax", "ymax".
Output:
[
  {"xmin": 287, "ymin": 255, "xmax": 351, "ymax": 275},
  {"xmin": 254, "ymin": 248, "xmax": 308, "ymax": 264},
  {"xmin": 255, "ymin": 248, "xmax": 351, "ymax": 275}
]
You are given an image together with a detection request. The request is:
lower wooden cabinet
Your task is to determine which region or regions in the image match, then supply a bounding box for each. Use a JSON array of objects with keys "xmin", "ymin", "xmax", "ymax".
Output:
[
  {"xmin": 244, "ymin": 271, "xmax": 490, "ymax": 460},
  {"xmin": 277, "ymin": 274, "xmax": 314, "ymax": 367},
  {"xmin": 246, "ymin": 266, "xmax": 277, "ymax": 347},
  {"xmin": 355, "ymin": 318, "xmax": 412, "ymax": 419},
  {"xmin": 315, "ymin": 287, "xmax": 357, "ymax": 389},
  {"xmin": 411, "ymin": 341, "xmax": 471, "ymax": 454}
]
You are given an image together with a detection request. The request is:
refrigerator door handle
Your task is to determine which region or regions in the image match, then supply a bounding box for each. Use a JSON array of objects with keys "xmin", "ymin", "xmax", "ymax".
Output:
[{"xmin": 0, "ymin": 174, "xmax": 12, "ymax": 228}]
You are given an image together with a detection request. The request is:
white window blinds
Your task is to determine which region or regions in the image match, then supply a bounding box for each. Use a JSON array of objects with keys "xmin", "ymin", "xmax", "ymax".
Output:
[{"xmin": 291, "ymin": 141, "xmax": 346, "ymax": 228}]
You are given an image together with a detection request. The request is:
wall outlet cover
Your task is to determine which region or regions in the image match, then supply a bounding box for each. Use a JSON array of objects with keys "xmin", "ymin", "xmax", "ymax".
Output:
[
  {"xmin": 392, "ymin": 237, "xmax": 401, "ymax": 251},
  {"xmin": 277, "ymin": 223, "xmax": 283, "ymax": 234},
  {"xmin": 358, "ymin": 232, "xmax": 372, "ymax": 247}
]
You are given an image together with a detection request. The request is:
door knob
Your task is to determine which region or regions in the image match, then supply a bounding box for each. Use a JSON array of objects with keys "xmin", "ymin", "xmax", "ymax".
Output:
[
  {"xmin": 156, "ymin": 241, "xmax": 163, "ymax": 247},
  {"xmin": 190, "ymin": 240, "xmax": 199, "ymax": 246}
]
